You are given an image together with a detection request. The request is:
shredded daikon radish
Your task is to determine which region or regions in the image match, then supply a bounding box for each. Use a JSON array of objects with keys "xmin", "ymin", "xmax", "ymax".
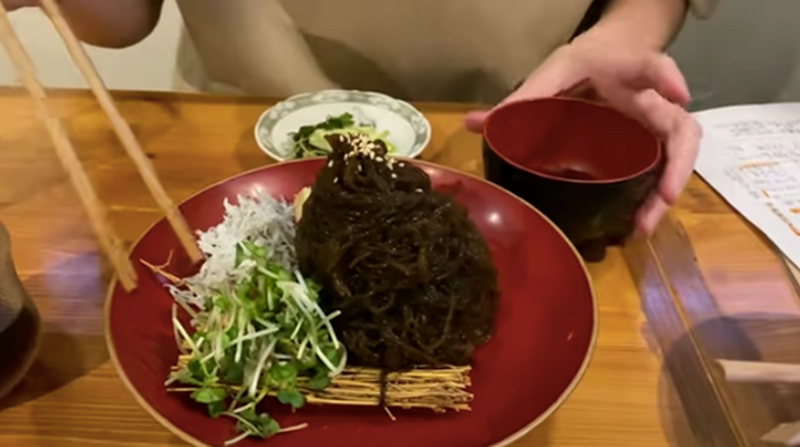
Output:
[
  {"xmin": 168, "ymin": 190, "xmax": 296, "ymax": 308},
  {"xmin": 163, "ymin": 189, "xmax": 343, "ymax": 444}
]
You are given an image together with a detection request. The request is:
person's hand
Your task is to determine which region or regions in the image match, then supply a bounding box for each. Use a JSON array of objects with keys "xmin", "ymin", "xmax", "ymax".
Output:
[
  {"xmin": 464, "ymin": 38, "xmax": 701, "ymax": 238},
  {"xmin": 2, "ymin": 0, "xmax": 38, "ymax": 11}
]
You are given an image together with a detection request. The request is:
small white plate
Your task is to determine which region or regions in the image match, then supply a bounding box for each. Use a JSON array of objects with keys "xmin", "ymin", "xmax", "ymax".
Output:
[{"xmin": 254, "ymin": 89, "xmax": 431, "ymax": 161}]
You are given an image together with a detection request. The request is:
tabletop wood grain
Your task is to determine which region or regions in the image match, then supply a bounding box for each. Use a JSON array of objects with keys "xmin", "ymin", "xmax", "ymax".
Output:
[{"xmin": 0, "ymin": 88, "xmax": 793, "ymax": 447}]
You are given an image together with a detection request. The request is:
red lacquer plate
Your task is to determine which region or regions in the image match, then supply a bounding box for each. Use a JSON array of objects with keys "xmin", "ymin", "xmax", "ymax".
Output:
[{"xmin": 105, "ymin": 158, "xmax": 598, "ymax": 447}]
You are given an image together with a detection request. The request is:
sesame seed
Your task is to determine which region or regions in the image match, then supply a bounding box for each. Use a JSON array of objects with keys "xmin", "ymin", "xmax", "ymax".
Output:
[
  {"xmin": 391, "ymin": 173, "xmax": 397, "ymax": 179},
  {"xmin": 334, "ymin": 177, "xmax": 339, "ymax": 183},
  {"xmin": 327, "ymin": 160, "xmax": 333, "ymax": 167},
  {"xmin": 398, "ymin": 162, "xmax": 405, "ymax": 167}
]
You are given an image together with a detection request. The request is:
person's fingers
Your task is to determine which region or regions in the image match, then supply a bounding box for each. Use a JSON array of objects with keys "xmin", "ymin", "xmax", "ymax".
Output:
[
  {"xmin": 503, "ymin": 47, "xmax": 587, "ymax": 103},
  {"xmin": 517, "ymin": 43, "xmax": 686, "ymax": 103},
  {"xmin": 2, "ymin": 0, "xmax": 36, "ymax": 11},
  {"xmin": 631, "ymin": 89, "xmax": 701, "ymax": 204},
  {"xmin": 464, "ymin": 46, "xmax": 587, "ymax": 133},
  {"xmin": 463, "ymin": 110, "xmax": 488, "ymax": 133},
  {"xmin": 634, "ymin": 193, "xmax": 670, "ymax": 238},
  {"xmin": 604, "ymin": 88, "xmax": 699, "ymax": 204},
  {"xmin": 463, "ymin": 76, "xmax": 596, "ymax": 133},
  {"xmin": 597, "ymin": 52, "xmax": 691, "ymax": 107},
  {"xmin": 566, "ymin": 36, "xmax": 690, "ymax": 107},
  {"xmin": 644, "ymin": 54, "xmax": 691, "ymax": 107},
  {"xmin": 465, "ymin": 46, "xmax": 693, "ymax": 156}
]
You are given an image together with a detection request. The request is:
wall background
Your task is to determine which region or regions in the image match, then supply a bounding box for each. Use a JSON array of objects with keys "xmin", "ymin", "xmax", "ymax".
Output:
[
  {"xmin": 671, "ymin": 0, "xmax": 800, "ymax": 110},
  {"xmin": 0, "ymin": 0, "xmax": 798, "ymax": 109}
]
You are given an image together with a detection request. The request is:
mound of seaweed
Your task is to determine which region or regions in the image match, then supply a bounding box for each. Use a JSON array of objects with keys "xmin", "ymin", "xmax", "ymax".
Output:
[{"xmin": 294, "ymin": 133, "xmax": 499, "ymax": 376}]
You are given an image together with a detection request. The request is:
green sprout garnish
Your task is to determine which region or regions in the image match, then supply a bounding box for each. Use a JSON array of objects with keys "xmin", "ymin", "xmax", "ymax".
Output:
[{"xmin": 167, "ymin": 240, "xmax": 346, "ymax": 445}]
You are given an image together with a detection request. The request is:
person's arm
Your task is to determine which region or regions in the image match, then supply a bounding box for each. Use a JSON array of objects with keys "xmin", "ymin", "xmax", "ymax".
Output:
[
  {"xmin": 574, "ymin": 0, "xmax": 705, "ymax": 51},
  {"xmin": 58, "ymin": 0, "xmax": 164, "ymax": 48},
  {"xmin": 8, "ymin": 0, "xmax": 165, "ymax": 48}
]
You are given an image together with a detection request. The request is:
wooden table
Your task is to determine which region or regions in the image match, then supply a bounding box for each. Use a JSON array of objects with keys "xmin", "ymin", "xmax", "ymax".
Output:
[{"xmin": 0, "ymin": 88, "xmax": 797, "ymax": 447}]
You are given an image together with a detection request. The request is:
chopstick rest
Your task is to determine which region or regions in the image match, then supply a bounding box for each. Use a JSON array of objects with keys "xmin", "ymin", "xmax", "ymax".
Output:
[
  {"xmin": 716, "ymin": 359, "xmax": 800, "ymax": 384},
  {"xmin": 716, "ymin": 359, "xmax": 800, "ymax": 445}
]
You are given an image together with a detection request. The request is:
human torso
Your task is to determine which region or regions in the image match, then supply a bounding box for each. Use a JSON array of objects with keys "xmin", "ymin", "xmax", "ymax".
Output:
[{"xmin": 173, "ymin": 0, "xmax": 593, "ymax": 103}]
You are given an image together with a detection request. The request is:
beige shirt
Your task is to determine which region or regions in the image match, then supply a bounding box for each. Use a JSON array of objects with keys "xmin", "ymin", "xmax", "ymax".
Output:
[{"xmin": 173, "ymin": 0, "xmax": 716, "ymax": 104}]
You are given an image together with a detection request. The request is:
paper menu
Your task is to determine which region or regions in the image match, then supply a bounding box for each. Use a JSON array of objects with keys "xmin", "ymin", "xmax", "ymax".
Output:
[{"xmin": 693, "ymin": 103, "xmax": 800, "ymax": 268}]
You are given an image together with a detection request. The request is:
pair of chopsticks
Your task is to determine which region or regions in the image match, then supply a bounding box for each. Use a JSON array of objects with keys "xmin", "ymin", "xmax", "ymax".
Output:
[
  {"xmin": 717, "ymin": 359, "xmax": 800, "ymax": 445},
  {"xmin": 0, "ymin": 0, "xmax": 202, "ymax": 291}
]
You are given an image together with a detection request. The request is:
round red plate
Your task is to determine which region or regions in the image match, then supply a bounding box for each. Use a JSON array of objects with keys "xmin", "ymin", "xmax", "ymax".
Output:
[{"xmin": 106, "ymin": 159, "xmax": 597, "ymax": 447}]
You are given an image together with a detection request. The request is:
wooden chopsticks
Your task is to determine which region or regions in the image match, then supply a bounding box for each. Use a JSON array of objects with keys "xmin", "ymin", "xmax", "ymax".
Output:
[
  {"xmin": 0, "ymin": 4, "xmax": 138, "ymax": 290},
  {"xmin": 37, "ymin": 0, "xmax": 203, "ymax": 265},
  {"xmin": 0, "ymin": 1, "xmax": 203, "ymax": 291}
]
